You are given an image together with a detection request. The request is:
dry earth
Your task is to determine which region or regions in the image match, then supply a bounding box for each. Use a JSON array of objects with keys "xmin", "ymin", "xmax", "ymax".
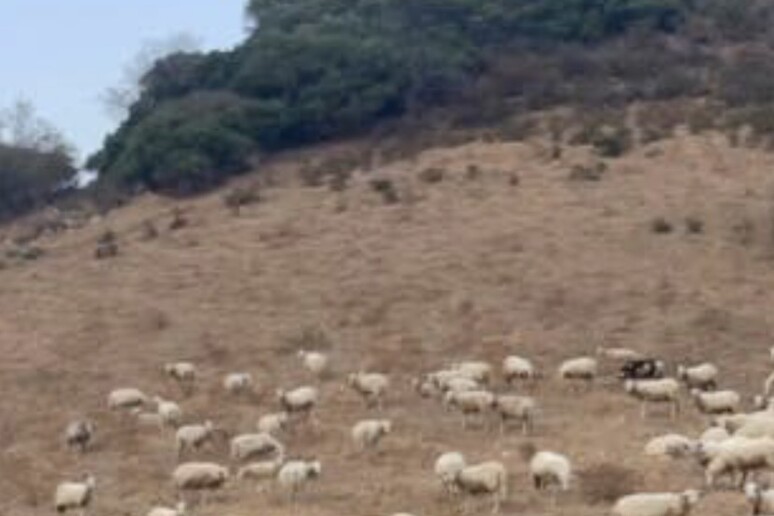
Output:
[{"xmin": 3, "ymin": 132, "xmax": 774, "ymax": 515}]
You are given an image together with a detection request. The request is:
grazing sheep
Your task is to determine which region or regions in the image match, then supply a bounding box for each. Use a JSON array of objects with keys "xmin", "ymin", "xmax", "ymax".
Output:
[
  {"xmin": 64, "ymin": 420, "xmax": 96, "ymax": 453},
  {"xmin": 445, "ymin": 377, "xmax": 481, "ymax": 394},
  {"xmin": 176, "ymin": 421, "xmax": 217, "ymax": 459},
  {"xmin": 298, "ymin": 350, "xmax": 329, "ymax": 378},
  {"xmin": 413, "ymin": 376, "xmax": 441, "ymax": 398},
  {"xmin": 451, "ymin": 361, "xmax": 493, "ymax": 385},
  {"xmin": 644, "ymin": 434, "xmax": 695, "ymax": 458},
  {"xmin": 699, "ymin": 426, "xmax": 730, "ymax": 445},
  {"xmin": 54, "ymin": 474, "xmax": 96, "ymax": 515},
  {"xmin": 428, "ymin": 370, "xmax": 471, "ymax": 391},
  {"xmin": 714, "ymin": 412, "xmax": 774, "ymax": 434},
  {"xmin": 624, "ymin": 378, "xmax": 680, "ymax": 419},
  {"xmin": 692, "ymin": 389, "xmax": 740, "ymax": 415},
  {"xmin": 172, "ymin": 462, "xmax": 228, "ymax": 499},
  {"xmin": 154, "ymin": 397, "xmax": 183, "ymax": 428},
  {"xmin": 147, "ymin": 502, "xmax": 186, "ymax": 516},
  {"xmin": 611, "ymin": 490, "xmax": 702, "ymax": 516},
  {"xmin": 277, "ymin": 460, "xmax": 321, "ymax": 501},
  {"xmin": 492, "ymin": 395, "xmax": 536, "ymax": 435},
  {"xmin": 452, "ymin": 461, "xmax": 508, "ymax": 515},
  {"xmin": 558, "ymin": 357, "xmax": 597, "ymax": 386},
  {"xmin": 745, "ymin": 482, "xmax": 774, "ymax": 515},
  {"xmin": 224, "ymin": 373, "xmax": 253, "ymax": 395},
  {"xmin": 237, "ymin": 459, "xmax": 284, "ymax": 482},
  {"xmin": 348, "ymin": 372, "xmax": 389, "ymax": 409},
  {"xmin": 230, "ymin": 432, "xmax": 285, "ymax": 462},
  {"xmin": 735, "ymin": 417, "xmax": 774, "ymax": 440},
  {"xmin": 352, "ymin": 419, "xmax": 392, "ymax": 451},
  {"xmin": 529, "ymin": 451, "xmax": 572, "ymax": 494},
  {"xmin": 435, "ymin": 452, "xmax": 467, "ymax": 494},
  {"xmin": 444, "ymin": 390, "xmax": 495, "ymax": 429},
  {"xmin": 596, "ymin": 346, "xmax": 642, "ymax": 361},
  {"xmin": 619, "ymin": 359, "xmax": 666, "ymax": 380},
  {"xmin": 276, "ymin": 386, "xmax": 319, "ymax": 420},
  {"xmin": 677, "ymin": 363, "xmax": 718, "ymax": 391},
  {"xmin": 258, "ymin": 412, "xmax": 290, "ymax": 435},
  {"xmin": 703, "ymin": 436, "xmax": 774, "ymax": 488},
  {"xmin": 502, "ymin": 356, "xmax": 537, "ymax": 384},
  {"xmin": 107, "ymin": 388, "xmax": 147, "ymax": 410},
  {"xmin": 164, "ymin": 362, "xmax": 196, "ymax": 383}
]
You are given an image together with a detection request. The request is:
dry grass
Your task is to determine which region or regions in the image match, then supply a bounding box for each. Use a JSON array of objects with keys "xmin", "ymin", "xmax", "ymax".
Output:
[{"xmin": 0, "ymin": 132, "xmax": 772, "ymax": 515}]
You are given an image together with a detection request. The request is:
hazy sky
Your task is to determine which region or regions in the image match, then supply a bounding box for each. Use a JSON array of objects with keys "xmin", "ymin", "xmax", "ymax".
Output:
[{"xmin": 0, "ymin": 1, "xmax": 248, "ymax": 164}]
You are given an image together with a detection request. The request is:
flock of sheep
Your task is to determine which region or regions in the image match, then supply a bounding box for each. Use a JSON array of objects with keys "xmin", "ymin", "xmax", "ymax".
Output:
[{"xmin": 52, "ymin": 343, "xmax": 774, "ymax": 516}]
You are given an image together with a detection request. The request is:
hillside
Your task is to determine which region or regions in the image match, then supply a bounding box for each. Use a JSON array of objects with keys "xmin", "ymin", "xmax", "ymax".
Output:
[{"xmin": 3, "ymin": 132, "xmax": 774, "ymax": 515}]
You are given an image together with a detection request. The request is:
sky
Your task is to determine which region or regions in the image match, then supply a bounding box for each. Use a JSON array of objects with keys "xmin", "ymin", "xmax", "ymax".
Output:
[{"xmin": 0, "ymin": 1, "xmax": 248, "ymax": 164}]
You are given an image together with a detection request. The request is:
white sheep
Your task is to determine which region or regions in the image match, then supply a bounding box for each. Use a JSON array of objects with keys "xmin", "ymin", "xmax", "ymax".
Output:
[
  {"xmin": 258, "ymin": 412, "xmax": 290, "ymax": 435},
  {"xmin": 558, "ymin": 357, "xmax": 597, "ymax": 386},
  {"xmin": 434, "ymin": 451, "xmax": 467, "ymax": 494},
  {"xmin": 64, "ymin": 420, "xmax": 96, "ymax": 453},
  {"xmin": 735, "ymin": 417, "xmax": 774, "ymax": 440},
  {"xmin": 502, "ymin": 356, "xmax": 537, "ymax": 384},
  {"xmin": 172, "ymin": 462, "xmax": 228, "ymax": 500},
  {"xmin": 745, "ymin": 482, "xmax": 774, "ymax": 515},
  {"xmin": 754, "ymin": 395, "xmax": 774, "ymax": 411},
  {"xmin": 413, "ymin": 375, "xmax": 441, "ymax": 398},
  {"xmin": 451, "ymin": 361, "xmax": 493, "ymax": 385},
  {"xmin": 154, "ymin": 397, "xmax": 183, "ymax": 428},
  {"xmin": 164, "ymin": 362, "xmax": 196, "ymax": 383},
  {"xmin": 596, "ymin": 346, "xmax": 642, "ymax": 361},
  {"xmin": 492, "ymin": 395, "xmax": 536, "ymax": 435},
  {"xmin": 352, "ymin": 419, "xmax": 392, "ymax": 450},
  {"xmin": 611, "ymin": 490, "xmax": 701, "ymax": 516},
  {"xmin": 644, "ymin": 434, "xmax": 695, "ymax": 458},
  {"xmin": 133, "ymin": 408, "xmax": 164, "ymax": 431},
  {"xmin": 444, "ymin": 377, "xmax": 481, "ymax": 394},
  {"xmin": 224, "ymin": 372, "xmax": 253, "ymax": 395},
  {"xmin": 237, "ymin": 459, "xmax": 284, "ymax": 482},
  {"xmin": 624, "ymin": 378, "xmax": 680, "ymax": 419},
  {"xmin": 276, "ymin": 386, "xmax": 319, "ymax": 420},
  {"xmin": 146, "ymin": 502, "xmax": 186, "ymax": 516},
  {"xmin": 451, "ymin": 461, "xmax": 508, "ymax": 515},
  {"xmin": 348, "ymin": 372, "xmax": 390, "ymax": 409},
  {"xmin": 428, "ymin": 369, "xmax": 470, "ymax": 391},
  {"xmin": 677, "ymin": 363, "xmax": 718, "ymax": 390},
  {"xmin": 704, "ymin": 436, "xmax": 774, "ymax": 488},
  {"xmin": 698, "ymin": 426, "xmax": 730, "ymax": 445},
  {"xmin": 691, "ymin": 389, "xmax": 740, "ymax": 415},
  {"xmin": 298, "ymin": 350, "xmax": 329, "ymax": 378},
  {"xmin": 230, "ymin": 432, "xmax": 285, "ymax": 462},
  {"xmin": 54, "ymin": 474, "xmax": 96, "ymax": 516},
  {"xmin": 764, "ymin": 371, "xmax": 774, "ymax": 397},
  {"xmin": 277, "ymin": 460, "xmax": 321, "ymax": 501},
  {"xmin": 107, "ymin": 387, "xmax": 147, "ymax": 410},
  {"xmin": 444, "ymin": 390, "xmax": 495, "ymax": 429},
  {"xmin": 714, "ymin": 412, "xmax": 774, "ymax": 434},
  {"xmin": 529, "ymin": 451, "xmax": 572, "ymax": 495},
  {"xmin": 176, "ymin": 421, "xmax": 216, "ymax": 459}
]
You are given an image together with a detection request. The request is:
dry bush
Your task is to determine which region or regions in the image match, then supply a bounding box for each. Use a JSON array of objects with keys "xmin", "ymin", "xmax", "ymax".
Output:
[
  {"xmin": 139, "ymin": 220, "xmax": 158, "ymax": 241},
  {"xmin": 685, "ymin": 216, "xmax": 704, "ymax": 234},
  {"xmin": 169, "ymin": 208, "xmax": 188, "ymax": 230},
  {"xmin": 299, "ymin": 153, "xmax": 360, "ymax": 188},
  {"xmin": 418, "ymin": 167, "xmax": 445, "ymax": 184},
  {"xmin": 285, "ymin": 325, "xmax": 334, "ymax": 353},
  {"xmin": 651, "ymin": 217, "xmax": 674, "ymax": 234},
  {"xmin": 465, "ymin": 164, "xmax": 482, "ymax": 181},
  {"xmin": 95, "ymin": 229, "xmax": 118, "ymax": 259},
  {"xmin": 569, "ymin": 162, "xmax": 606, "ymax": 182},
  {"xmin": 223, "ymin": 183, "xmax": 260, "ymax": 215},
  {"xmin": 581, "ymin": 462, "xmax": 642, "ymax": 505},
  {"xmin": 369, "ymin": 178, "xmax": 400, "ymax": 205}
]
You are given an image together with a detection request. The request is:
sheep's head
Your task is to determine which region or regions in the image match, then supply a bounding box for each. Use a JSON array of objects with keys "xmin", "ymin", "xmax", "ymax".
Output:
[
  {"xmin": 175, "ymin": 501, "xmax": 187, "ymax": 514},
  {"xmin": 745, "ymin": 482, "xmax": 762, "ymax": 501},
  {"xmin": 308, "ymin": 461, "xmax": 322, "ymax": 478},
  {"xmin": 382, "ymin": 420, "xmax": 393, "ymax": 433},
  {"xmin": 682, "ymin": 489, "xmax": 701, "ymax": 506},
  {"xmin": 275, "ymin": 389, "xmax": 286, "ymax": 401},
  {"xmin": 623, "ymin": 380, "xmax": 636, "ymax": 393},
  {"xmin": 676, "ymin": 365, "xmax": 686, "ymax": 378},
  {"xmin": 83, "ymin": 474, "xmax": 96, "ymax": 490}
]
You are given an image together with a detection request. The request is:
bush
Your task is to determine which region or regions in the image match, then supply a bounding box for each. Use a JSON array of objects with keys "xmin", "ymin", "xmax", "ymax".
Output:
[
  {"xmin": 139, "ymin": 220, "xmax": 158, "ymax": 241},
  {"xmin": 369, "ymin": 178, "xmax": 400, "ymax": 204},
  {"xmin": 651, "ymin": 217, "xmax": 674, "ymax": 234},
  {"xmin": 418, "ymin": 167, "xmax": 445, "ymax": 184},
  {"xmin": 569, "ymin": 162, "xmax": 607, "ymax": 182},
  {"xmin": 590, "ymin": 125, "xmax": 633, "ymax": 158},
  {"xmin": 581, "ymin": 463, "xmax": 642, "ymax": 504},
  {"xmin": 223, "ymin": 183, "xmax": 260, "ymax": 215}
]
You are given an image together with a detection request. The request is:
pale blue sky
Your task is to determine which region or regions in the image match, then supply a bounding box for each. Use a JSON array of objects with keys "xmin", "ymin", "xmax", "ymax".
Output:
[{"xmin": 0, "ymin": 1, "xmax": 248, "ymax": 163}]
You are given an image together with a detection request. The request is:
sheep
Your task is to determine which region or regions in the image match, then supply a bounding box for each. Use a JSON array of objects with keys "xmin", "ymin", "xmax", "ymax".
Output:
[
  {"xmin": 703, "ymin": 436, "xmax": 774, "ymax": 488},
  {"xmin": 237, "ymin": 458, "xmax": 284, "ymax": 482},
  {"xmin": 745, "ymin": 481, "xmax": 774, "ymax": 515},
  {"xmin": 107, "ymin": 387, "xmax": 147, "ymax": 410},
  {"xmin": 445, "ymin": 377, "xmax": 481, "ymax": 394},
  {"xmin": 644, "ymin": 434, "xmax": 696, "ymax": 458},
  {"xmin": 502, "ymin": 356, "xmax": 537, "ymax": 384},
  {"xmin": 451, "ymin": 361, "xmax": 493, "ymax": 385},
  {"xmin": 451, "ymin": 461, "xmax": 508, "ymax": 515},
  {"xmin": 677, "ymin": 363, "xmax": 718, "ymax": 391},
  {"xmin": 347, "ymin": 372, "xmax": 389, "ymax": 409},
  {"xmin": 624, "ymin": 378, "xmax": 680, "ymax": 419},
  {"xmin": 754, "ymin": 395, "xmax": 774, "ymax": 411},
  {"xmin": 492, "ymin": 395, "xmax": 536, "ymax": 435},
  {"xmin": 428, "ymin": 369, "xmax": 471, "ymax": 391},
  {"xmin": 298, "ymin": 350, "xmax": 329, "ymax": 378},
  {"xmin": 352, "ymin": 419, "xmax": 392, "ymax": 451},
  {"xmin": 54, "ymin": 474, "xmax": 96, "ymax": 516},
  {"xmin": 529, "ymin": 451, "xmax": 572, "ymax": 497},
  {"xmin": 611, "ymin": 489, "xmax": 702, "ymax": 516},
  {"xmin": 444, "ymin": 390, "xmax": 495, "ymax": 429},
  {"xmin": 277, "ymin": 460, "xmax": 321, "ymax": 501},
  {"xmin": 692, "ymin": 389, "xmax": 740, "ymax": 415},
  {"xmin": 176, "ymin": 421, "xmax": 217, "ymax": 459},
  {"xmin": 619, "ymin": 359, "xmax": 666, "ymax": 380},
  {"xmin": 714, "ymin": 412, "xmax": 774, "ymax": 434},
  {"xmin": 172, "ymin": 462, "xmax": 228, "ymax": 501},
  {"xmin": 699, "ymin": 426, "xmax": 730, "ymax": 445},
  {"xmin": 764, "ymin": 371, "xmax": 774, "ymax": 397},
  {"xmin": 64, "ymin": 420, "xmax": 95, "ymax": 453},
  {"xmin": 230, "ymin": 432, "xmax": 285, "ymax": 462},
  {"xmin": 435, "ymin": 452, "xmax": 467, "ymax": 494},
  {"xmin": 257, "ymin": 412, "xmax": 290, "ymax": 435},
  {"xmin": 133, "ymin": 408, "xmax": 164, "ymax": 431},
  {"xmin": 413, "ymin": 375, "xmax": 441, "ymax": 398},
  {"xmin": 224, "ymin": 372, "xmax": 253, "ymax": 395},
  {"xmin": 596, "ymin": 346, "xmax": 643, "ymax": 361},
  {"xmin": 164, "ymin": 362, "xmax": 196, "ymax": 383},
  {"xmin": 276, "ymin": 386, "xmax": 319, "ymax": 422},
  {"xmin": 558, "ymin": 357, "xmax": 597, "ymax": 387},
  {"xmin": 154, "ymin": 397, "xmax": 183, "ymax": 428},
  {"xmin": 147, "ymin": 502, "xmax": 186, "ymax": 516},
  {"xmin": 735, "ymin": 417, "xmax": 774, "ymax": 440}
]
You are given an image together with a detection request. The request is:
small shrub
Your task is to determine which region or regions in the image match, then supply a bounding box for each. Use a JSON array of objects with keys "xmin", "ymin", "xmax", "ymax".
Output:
[
  {"xmin": 139, "ymin": 220, "xmax": 158, "ymax": 241},
  {"xmin": 651, "ymin": 217, "xmax": 673, "ymax": 234},
  {"xmin": 169, "ymin": 208, "xmax": 188, "ymax": 230},
  {"xmin": 591, "ymin": 125, "xmax": 633, "ymax": 158},
  {"xmin": 418, "ymin": 167, "xmax": 445, "ymax": 184},
  {"xmin": 685, "ymin": 216, "xmax": 704, "ymax": 234},
  {"xmin": 369, "ymin": 178, "xmax": 400, "ymax": 204},
  {"xmin": 95, "ymin": 230, "xmax": 118, "ymax": 259},
  {"xmin": 284, "ymin": 326, "xmax": 334, "ymax": 355},
  {"xmin": 465, "ymin": 164, "xmax": 482, "ymax": 181},
  {"xmin": 223, "ymin": 184, "xmax": 260, "ymax": 215},
  {"xmin": 509, "ymin": 173, "xmax": 520, "ymax": 186},
  {"xmin": 569, "ymin": 162, "xmax": 607, "ymax": 182},
  {"xmin": 581, "ymin": 463, "xmax": 642, "ymax": 505},
  {"xmin": 6, "ymin": 245, "xmax": 43, "ymax": 261}
]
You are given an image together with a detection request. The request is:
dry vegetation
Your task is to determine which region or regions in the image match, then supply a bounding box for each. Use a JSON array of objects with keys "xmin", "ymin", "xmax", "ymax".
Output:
[{"xmin": 3, "ymin": 131, "xmax": 774, "ymax": 515}]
